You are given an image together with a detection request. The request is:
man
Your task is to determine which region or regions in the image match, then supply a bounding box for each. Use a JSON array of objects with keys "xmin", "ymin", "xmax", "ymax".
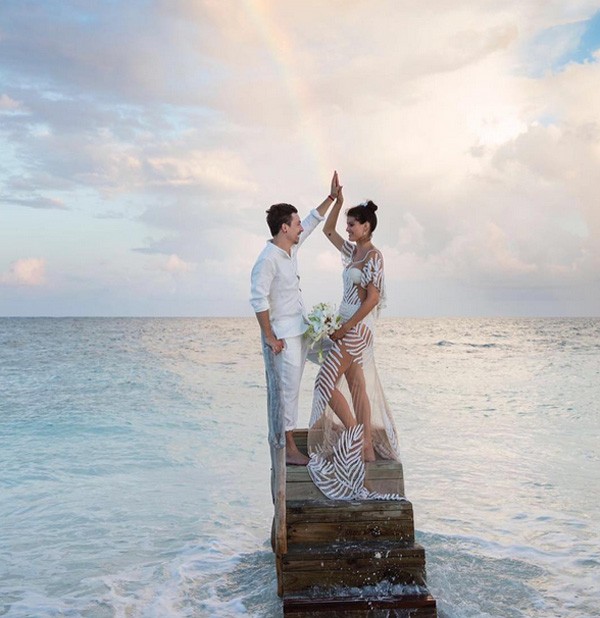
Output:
[{"xmin": 250, "ymin": 172, "xmax": 340, "ymax": 465}]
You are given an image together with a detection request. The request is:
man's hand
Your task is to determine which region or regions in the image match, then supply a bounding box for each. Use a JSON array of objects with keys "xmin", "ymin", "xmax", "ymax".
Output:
[
  {"xmin": 330, "ymin": 170, "xmax": 342, "ymax": 199},
  {"xmin": 266, "ymin": 334, "xmax": 285, "ymax": 354}
]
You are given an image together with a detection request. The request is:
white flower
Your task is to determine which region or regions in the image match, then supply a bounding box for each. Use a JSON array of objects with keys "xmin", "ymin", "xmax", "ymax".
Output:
[{"xmin": 305, "ymin": 302, "xmax": 342, "ymax": 363}]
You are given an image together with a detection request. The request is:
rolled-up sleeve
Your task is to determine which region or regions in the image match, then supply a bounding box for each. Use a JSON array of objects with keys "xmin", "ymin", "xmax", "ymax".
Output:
[
  {"xmin": 297, "ymin": 209, "xmax": 324, "ymax": 247},
  {"xmin": 250, "ymin": 254, "xmax": 275, "ymax": 313}
]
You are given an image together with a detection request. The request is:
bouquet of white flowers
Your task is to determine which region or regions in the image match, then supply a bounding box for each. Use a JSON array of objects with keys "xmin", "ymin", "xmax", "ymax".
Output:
[{"xmin": 305, "ymin": 302, "xmax": 342, "ymax": 363}]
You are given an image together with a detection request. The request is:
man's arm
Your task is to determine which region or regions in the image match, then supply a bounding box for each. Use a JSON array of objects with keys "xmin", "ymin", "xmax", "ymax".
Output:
[
  {"xmin": 322, "ymin": 186, "xmax": 345, "ymax": 251},
  {"xmin": 298, "ymin": 171, "xmax": 341, "ymax": 246},
  {"xmin": 255, "ymin": 310, "xmax": 284, "ymax": 354},
  {"xmin": 250, "ymin": 255, "xmax": 284, "ymax": 354},
  {"xmin": 315, "ymin": 170, "xmax": 341, "ymax": 217}
]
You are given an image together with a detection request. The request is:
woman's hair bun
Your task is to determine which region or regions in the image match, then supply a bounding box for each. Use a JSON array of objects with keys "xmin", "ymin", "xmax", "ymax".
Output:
[{"xmin": 364, "ymin": 200, "xmax": 378, "ymax": 212}]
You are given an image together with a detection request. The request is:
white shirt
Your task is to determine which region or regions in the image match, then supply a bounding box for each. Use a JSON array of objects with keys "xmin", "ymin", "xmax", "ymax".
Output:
[{"xmin": 250, "ymin": 209, "xmax": 324, "ymax": 338}]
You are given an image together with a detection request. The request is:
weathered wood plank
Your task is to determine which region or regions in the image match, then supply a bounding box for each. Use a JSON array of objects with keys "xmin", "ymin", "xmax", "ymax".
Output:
[
  {"xmin": 292, "ymin": 428, "xmax": 403, "ymax": 460},
  {"xmin": 286, "ymin": 481, "xmax": 328, "ymax": 501},
  {"xmin": 283, "ymin": 569, "xmax": 426, "ymax": 593},
  {"xmin": 288, "ymin": 509, "xmax": 413, "ymax": 524},
  {"xmin": 286, "ymin": 459, "xmax": 405, "ymax": 498},
  {"xmin": 291, "ymin": 428, "xmax": 308, "ymax": 448},
  {"xmin": 287, "ymin": 521, "xmax": 415, "ymax": 544},
  {"xmin": 286, "ymin": 478, "xmax": 405, "ymax": 503},
  {"xmin": 284, "ymin": 541, "xmax": 426, "ymax": 560},
  {"xmin": 285, "ymin": 607, "xmax": 436, "ymax": 618},
  {"xmin": 287, "ymin": 518, "xmax": 414, "ymax": 545},
  {"xmin": 288, "ymin": 498, "xmax": 413, "ymax": 518},
  {"xmin": 286, "ymin": 460, "xmax": 405, "ymax": 480},
  {"xmin": 284, "ymin": 562, "xmax": 426, "ymax": 588},
  {"xmin": 284, "ymin": 554, "xmax": 426, "ymax": 571},
  {"xmin": 284, "ymin": 593, "xmax": 437, "ymax": 617},
  {"xmin": 282, "ymin": 541, "xmax": 427, "ymax": 591},
  {"xmin": 281, "ymin": 432, "xmax": 437, "ymax": 615},
  {"xmin": 272, "ymin": 444, "xmax": 287, "ymax": 561},
  {"xmin": 285, "ymin": 609, "xmax": 436, "ymax": 617}
]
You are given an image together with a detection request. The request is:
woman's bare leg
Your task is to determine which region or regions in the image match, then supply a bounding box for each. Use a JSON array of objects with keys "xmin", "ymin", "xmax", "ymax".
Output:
[
  {"xmin": 345, "ymin": 362, "xmax": 375, "ymax": 461},
  {"xmin": 312, "ymin": 340, "xmax": 355, "ymax": 428},
  {"xmin": 328, "ymin": 387, "xmax": 357, "ymax": 429}
]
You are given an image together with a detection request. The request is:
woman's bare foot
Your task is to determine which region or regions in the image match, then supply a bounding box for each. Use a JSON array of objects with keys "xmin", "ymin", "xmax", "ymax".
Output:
[
  {"xmin": 286, "ymin": 448, "xmax": 309, "ymax": 466},
  {"xmin": 363, "ymin": 443, "xmax": 376, "ymax": 463}
]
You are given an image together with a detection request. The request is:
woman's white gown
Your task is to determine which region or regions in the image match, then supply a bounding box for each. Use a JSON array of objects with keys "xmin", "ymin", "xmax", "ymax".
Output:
[{"xmin": 307, "ymin": 240, "xmax": 403, "ymax": 501}]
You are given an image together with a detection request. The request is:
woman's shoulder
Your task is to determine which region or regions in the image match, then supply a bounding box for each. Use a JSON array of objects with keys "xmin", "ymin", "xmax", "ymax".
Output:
[
  {"xmin": 341, "ymin": 239, "xmax": 355, "ymax": 257},
  {"xmin": 365, "ymin": 246, "xmax": 383, "ymax": 262}
]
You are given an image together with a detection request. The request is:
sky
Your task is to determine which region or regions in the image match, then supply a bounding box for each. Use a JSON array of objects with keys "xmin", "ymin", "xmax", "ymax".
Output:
[{"xmin": 1, "ymin": 0, "xmax": 600, "ymax": 317}]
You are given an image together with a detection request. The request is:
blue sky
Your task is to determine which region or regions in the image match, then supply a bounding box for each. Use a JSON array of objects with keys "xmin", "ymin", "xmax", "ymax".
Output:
[
  {"xmin": 528, "ymin": 8, "xmax": 600, "ymax": 72},
  {"xmin": 1, "ymin": 1, "xmax": 600, "ymax": 317}
]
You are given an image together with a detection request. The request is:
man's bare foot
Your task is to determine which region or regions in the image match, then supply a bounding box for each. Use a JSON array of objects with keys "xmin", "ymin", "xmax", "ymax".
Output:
[
  {"xmin": 284, "ymin": 430, "xmax": 309, "ymax": 465},
  {"xmin": 286, "ymin": 450, "xmax": 309, "ymax": 466}
]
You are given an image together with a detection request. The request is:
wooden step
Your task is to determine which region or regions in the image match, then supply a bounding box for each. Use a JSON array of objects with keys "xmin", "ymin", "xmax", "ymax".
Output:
[
  {"xmin": 281, "ymin": 540, "xmax": 427, "ymax": 593},
  {"xmin": 284, "ymin": 593, "xmax": 437, "ymax": 617},
  {"xmin": 291, "ymin": 428, "xmax": 309, "ymax": 453},
  {"xmin": 279, "ymin": 429, "xmax": 437, "ymax": 616},
  {"xmin": 286, "ymin": 460, "xmax": 405, "ymax": 500},
  {"xmin": 287, "ymin": 498, "xmax": 415, "ymax": 545},
  {"xmin": 293, "ymin": 428, "xmax": 404, "ymax": 464}
]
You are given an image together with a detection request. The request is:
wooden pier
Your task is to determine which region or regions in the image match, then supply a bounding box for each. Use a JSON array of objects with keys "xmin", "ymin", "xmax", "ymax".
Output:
[
  {"xmin": 261, "ymin": 336, "xmax": 437, "ymax": 616},
  {"xmin": 272, "ymin": 429, "xmax": 437, "ymax": 617}
]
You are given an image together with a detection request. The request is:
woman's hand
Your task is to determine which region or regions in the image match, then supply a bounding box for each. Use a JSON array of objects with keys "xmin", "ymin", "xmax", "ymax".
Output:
[
  {"xmin": 330, "ymin": 170, "xmax": 342, "ymax": 199},
  {"xmin": 337, "ymin": 186, "xmax": 344, "ymax": 205},
  {"xmin": 330, "ymin": 323, "xmax": 349, "ymax": 341}
]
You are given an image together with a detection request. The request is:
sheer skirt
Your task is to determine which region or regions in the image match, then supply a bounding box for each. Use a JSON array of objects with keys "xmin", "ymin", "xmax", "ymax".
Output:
[{"xmin": 307, "ymin": 302, "xmax": 403, "ymax": 500}]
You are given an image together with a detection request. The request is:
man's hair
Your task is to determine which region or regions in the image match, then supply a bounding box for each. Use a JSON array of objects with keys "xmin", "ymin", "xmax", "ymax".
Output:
[{"xmin": 265, "ymin": 203, "xmax": 297, "ymax": 236}]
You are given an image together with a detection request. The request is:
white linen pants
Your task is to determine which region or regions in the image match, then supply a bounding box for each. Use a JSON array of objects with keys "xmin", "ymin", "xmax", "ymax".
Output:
[{"xmin": 272, "ymin": 334, "xmax": 309, "ymax": 432}]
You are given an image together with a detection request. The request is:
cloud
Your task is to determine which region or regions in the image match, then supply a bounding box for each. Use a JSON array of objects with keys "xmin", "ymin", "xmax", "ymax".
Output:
[
  {"xmin": 1, "ymin": 110, "xmax": 255, "ymax": 201},
  {"xmin": 0, "ymin": 2, "xmax": 219, "ymax": 104},
  {"xmin": 94, "ymin": 210, "xmax": 126, "ymax": 220},
  {"xmin": 3, "ymin": 195, "xmax": 68, "ymax": 209},
  {"xmin": 1, "ymin": 1, "xmax": 600, "ymax": 315},
  {"xmin": 146, "ymin": 151, "xmax": 257, "ymax": 192},
  {"xmin": 0, "ymin": 93, "xmax": 21, "ymax": 110},
  {"xmin": 163, "ymin": 254, "xmax": 194, "ymax": 274},
  {"xmin": 1, "ymin": 258, "xmax": 47, "ymax": 286}
]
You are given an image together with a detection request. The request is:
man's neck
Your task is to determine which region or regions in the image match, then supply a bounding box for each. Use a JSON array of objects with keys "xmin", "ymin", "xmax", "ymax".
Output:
[{"xmin": 273, "ymin": 235, "xmax": 292, "ymax": 256}]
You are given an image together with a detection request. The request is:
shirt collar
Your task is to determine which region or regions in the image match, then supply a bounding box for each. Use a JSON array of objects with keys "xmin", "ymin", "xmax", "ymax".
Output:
[{"xmin": 267, "ymin": 239, "xmax": 293, "ymax": 258}]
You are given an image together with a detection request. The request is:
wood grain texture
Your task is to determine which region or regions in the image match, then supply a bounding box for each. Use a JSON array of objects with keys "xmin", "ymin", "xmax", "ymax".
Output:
[{"xmin": 275, "ymin": 433, "xmax": 436, "ymax": 614}]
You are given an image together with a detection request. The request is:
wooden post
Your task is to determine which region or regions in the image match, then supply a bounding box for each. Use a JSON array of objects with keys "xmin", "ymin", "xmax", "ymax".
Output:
[{"xmin": 261, "ymin": 334, "xmax": 287, "ymax": 587}]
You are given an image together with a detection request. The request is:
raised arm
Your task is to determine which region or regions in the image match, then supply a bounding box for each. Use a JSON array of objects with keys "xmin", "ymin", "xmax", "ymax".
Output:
[{"xmin": 322, "ymin": 185, "xmax": 345, "ymax": 251}]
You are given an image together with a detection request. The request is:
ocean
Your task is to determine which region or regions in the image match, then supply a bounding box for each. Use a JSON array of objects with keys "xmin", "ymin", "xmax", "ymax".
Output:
[{"xmin": 1, "ymin": 317, "xmax": 599, "ymax": 617}]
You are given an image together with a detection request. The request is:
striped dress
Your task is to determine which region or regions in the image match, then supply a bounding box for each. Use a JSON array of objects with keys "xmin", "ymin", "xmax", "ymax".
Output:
[{"xmin": 307, "ymin": 241, "xmax": 403, "ymax": 501}]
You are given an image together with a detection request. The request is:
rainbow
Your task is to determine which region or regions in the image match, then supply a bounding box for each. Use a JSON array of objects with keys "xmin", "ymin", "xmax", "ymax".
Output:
[{"xmin": 241, "ymin": 0, "xmax": 330, "ymax": 182}]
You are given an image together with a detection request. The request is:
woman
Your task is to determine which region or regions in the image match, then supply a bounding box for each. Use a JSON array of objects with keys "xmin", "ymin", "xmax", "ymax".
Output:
[{"xmin": 307, "ymin": 188, "xmax": 403, "ymax": 501}]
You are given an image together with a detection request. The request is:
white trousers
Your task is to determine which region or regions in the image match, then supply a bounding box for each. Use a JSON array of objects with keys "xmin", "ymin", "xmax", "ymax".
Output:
[{"xmin": 272, "ymin": 334, "xmax": 309, "ymax": 432}]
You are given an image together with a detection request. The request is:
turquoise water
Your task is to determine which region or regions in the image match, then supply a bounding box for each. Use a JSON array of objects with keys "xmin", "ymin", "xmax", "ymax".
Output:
[{"xmin": 1, "ymin": 317, "xmax": 599, "ymax": 617}]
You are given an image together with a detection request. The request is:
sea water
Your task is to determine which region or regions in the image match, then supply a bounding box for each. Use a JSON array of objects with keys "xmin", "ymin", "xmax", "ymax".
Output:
[{"xmin": 1, "ymin": 317, "xmax": 599, "ymax": 617}]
